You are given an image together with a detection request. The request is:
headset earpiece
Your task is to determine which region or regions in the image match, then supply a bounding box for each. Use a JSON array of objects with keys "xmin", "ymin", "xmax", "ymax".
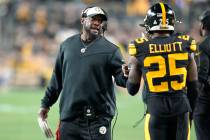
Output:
[{"xmin": 101, "ymin": 21, "xmax": 107, "ymax": 32}]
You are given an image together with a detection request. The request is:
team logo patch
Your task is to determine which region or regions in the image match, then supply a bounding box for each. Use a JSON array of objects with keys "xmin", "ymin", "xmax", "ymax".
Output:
[{"xmin": 99, "ymin": 126, "xmax": 107, "ymax": 135}]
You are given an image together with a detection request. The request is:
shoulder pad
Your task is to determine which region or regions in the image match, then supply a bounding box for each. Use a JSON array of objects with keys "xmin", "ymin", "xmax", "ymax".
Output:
[
  {"xmin": 128, "ymin": 41, "xmax": 137, "ymax": 56},
  {"xmin": 135, "ymin": 37, "xmax": 148, "ymax": 44}
]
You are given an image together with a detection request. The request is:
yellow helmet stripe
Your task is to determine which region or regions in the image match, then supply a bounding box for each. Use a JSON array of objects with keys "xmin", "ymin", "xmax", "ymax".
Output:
[{"xmin": 159, "ymin": 3, "xmax": 166, "ymax": 27}]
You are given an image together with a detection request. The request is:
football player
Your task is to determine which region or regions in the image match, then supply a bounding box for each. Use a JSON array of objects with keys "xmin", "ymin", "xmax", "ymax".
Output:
[
  {"xmin": 126, "ymin": 3, "xmax": 199, "ymax": 140},
  {"xmin": 194, "ymin": 9, "xmax": 210, "ymax": 140}
]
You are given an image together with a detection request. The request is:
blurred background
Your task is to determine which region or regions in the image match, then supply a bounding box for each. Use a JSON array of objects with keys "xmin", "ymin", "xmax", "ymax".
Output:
[{"xmin": 0, "ymin": 0, "xmax": 209, "ymax": 140}]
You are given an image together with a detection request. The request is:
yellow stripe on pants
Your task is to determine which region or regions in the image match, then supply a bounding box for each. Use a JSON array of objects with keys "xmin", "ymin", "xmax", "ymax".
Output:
[{"xmin": 144, "ymin": 114, "xmax": 151, "ymax": 140}]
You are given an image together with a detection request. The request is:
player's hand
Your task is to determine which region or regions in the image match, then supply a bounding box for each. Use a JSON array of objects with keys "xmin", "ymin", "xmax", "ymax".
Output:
[
  {"xmin": 122, "ymin": 64, "xmax": 129, "ymax": 77},
  {"xmin": 38, "ymin": 107, "xmax": 50, "ymax": 120}
]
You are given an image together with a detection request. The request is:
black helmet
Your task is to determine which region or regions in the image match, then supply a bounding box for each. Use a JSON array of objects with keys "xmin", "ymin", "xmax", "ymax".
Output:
[
  {"xmin": 81, "ymin": 6, "xmax": 108, "ymax": 21},
  {"xmin": 140, "ymin": 3, "xmax": 176, "ymax": 33}
]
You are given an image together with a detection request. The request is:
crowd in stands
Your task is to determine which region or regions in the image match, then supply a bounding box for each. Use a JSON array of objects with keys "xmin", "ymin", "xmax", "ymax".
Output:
[{"xmin": 0, "ymin": 0, "xmax": 209, "ymax": 88}]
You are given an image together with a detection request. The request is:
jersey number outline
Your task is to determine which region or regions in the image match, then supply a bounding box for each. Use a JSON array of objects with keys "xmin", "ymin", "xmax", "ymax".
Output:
[{"xmin": 144, "ymin": 53, "xmax": 188, "ymax": 92}]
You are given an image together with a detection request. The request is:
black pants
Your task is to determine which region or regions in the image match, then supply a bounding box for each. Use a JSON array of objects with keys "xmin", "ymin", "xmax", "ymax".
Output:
[
  {"xmin": 56, "ymin": 117, "xmax": 111, "ymax": 140},
  {"xmin": 144, "ymin": 113, "xmax": 190, "ymax": 140},
  {"xmin": 194, "ymin": 114, "xmax": 210, "ymax": 140}
]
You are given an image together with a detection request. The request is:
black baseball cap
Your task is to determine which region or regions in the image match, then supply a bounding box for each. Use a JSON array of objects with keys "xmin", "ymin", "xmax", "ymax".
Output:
[{"xmin": 82, "ymin": 6, "xmax": 107, "ymax": 21}]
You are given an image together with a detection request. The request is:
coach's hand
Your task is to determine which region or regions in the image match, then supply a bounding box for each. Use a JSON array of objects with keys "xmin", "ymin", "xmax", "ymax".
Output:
[
  {"xmin": 38, "ymin": 108, "xmax": 54, "ymax": 138},
  {"xmin": 38, "ymin": 108, "xmax": 50, "ymax": 120}
]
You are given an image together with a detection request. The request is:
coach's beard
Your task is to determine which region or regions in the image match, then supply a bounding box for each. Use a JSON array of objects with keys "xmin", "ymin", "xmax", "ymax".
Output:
[
  {"xmin": 90, "ymin": 26, "xmax": 102, "ymax": 37},
  {"xmin": 84, "ymin": 27, "xmax": 101, "ymax": 38},
  {"xmin": 90, "ymin": 29, "xmax": 99, "ymax": 36}
]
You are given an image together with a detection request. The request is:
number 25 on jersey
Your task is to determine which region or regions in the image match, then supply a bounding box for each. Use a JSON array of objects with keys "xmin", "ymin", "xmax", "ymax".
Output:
[{"xmin": 144, "ymin": 53, "xmax": 188, "ymax": 92}]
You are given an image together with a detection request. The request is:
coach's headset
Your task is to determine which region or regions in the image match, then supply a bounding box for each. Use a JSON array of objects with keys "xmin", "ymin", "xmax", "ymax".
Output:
[{"xmin": 81, "ymin": 6, "xmax": 108, "ymax": 32}]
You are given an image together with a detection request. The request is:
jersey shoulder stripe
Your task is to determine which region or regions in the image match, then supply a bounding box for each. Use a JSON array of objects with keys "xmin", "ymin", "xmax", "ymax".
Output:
[{"xmin": 135, "ymin": 37, "xmax": 149, "ymax": 44}]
